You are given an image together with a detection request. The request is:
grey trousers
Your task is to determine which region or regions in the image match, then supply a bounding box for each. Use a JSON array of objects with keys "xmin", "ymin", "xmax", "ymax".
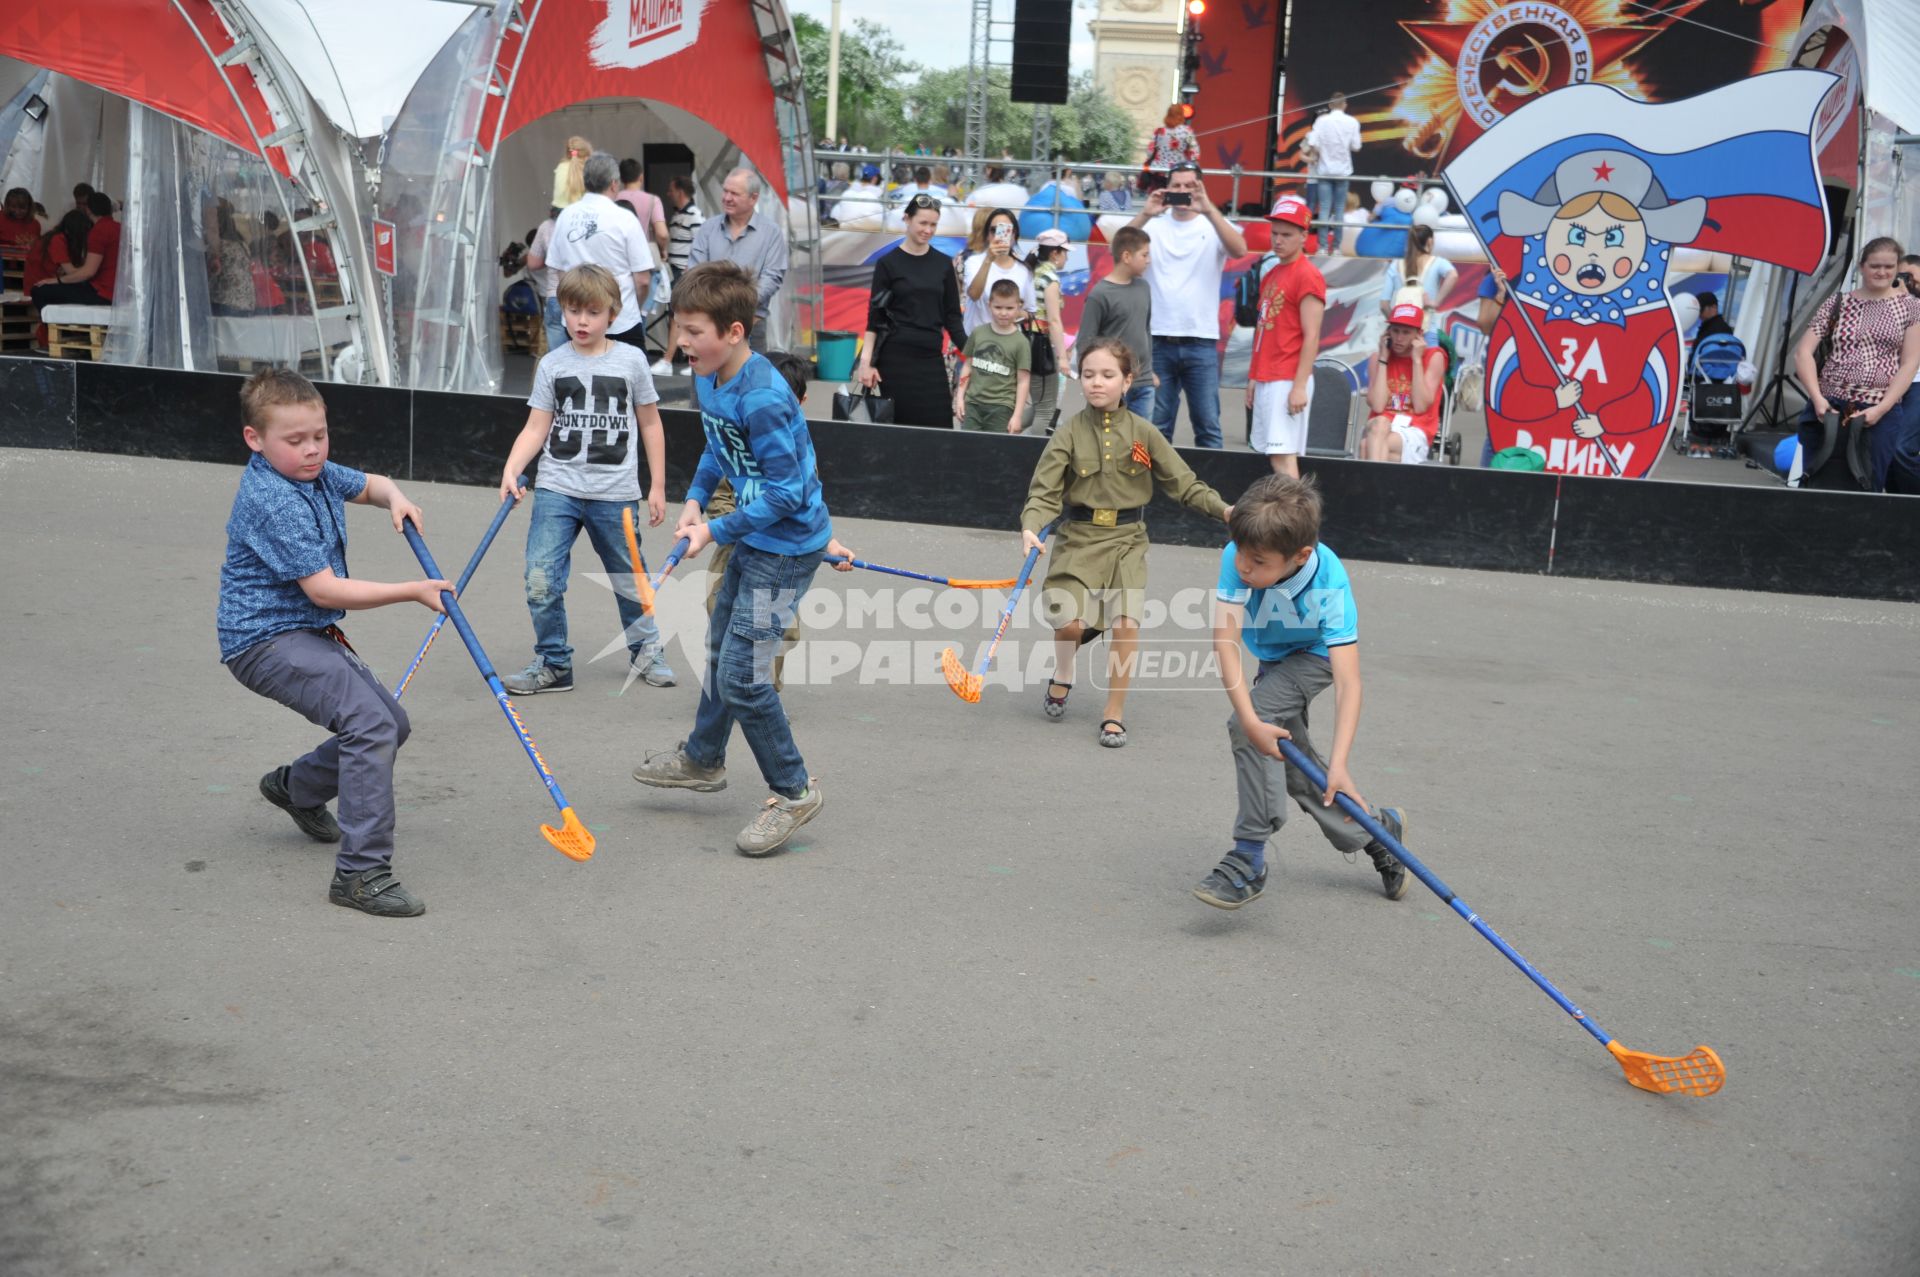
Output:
[
  {"xmin": 1228, "ymin": 651, "xmax": 1373, "ymax": 852},
  {"xmin": 228, "ymin": 628, "xmax": 412, "ymax": 873}
]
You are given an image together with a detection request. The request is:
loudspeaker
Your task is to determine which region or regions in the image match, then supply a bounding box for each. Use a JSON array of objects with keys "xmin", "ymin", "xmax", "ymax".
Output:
[{"xmin": 1010, "ymin": 0, "xmax": 1072, "ymax": 104}]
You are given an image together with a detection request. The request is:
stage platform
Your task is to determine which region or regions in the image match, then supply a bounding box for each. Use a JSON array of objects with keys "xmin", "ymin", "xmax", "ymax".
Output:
[{"xmin": 1, "ymin": 446, "xmax": 1915, "ymax": 1274}]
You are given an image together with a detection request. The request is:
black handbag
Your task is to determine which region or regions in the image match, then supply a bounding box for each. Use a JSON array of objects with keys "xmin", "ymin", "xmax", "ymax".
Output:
[
  {"xmin": 832, "ymin": 384, "xmax": 896, "ymax": 424},
  {"xmin": 1023, "ymin": 319, "xmax": 1057, "ymax": 378}
]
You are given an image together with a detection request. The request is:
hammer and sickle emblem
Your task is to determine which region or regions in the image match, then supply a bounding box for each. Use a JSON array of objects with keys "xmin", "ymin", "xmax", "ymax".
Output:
[{"xmin": 1490, "ymin": 35, "xmax": 1551, "ymax": 101}]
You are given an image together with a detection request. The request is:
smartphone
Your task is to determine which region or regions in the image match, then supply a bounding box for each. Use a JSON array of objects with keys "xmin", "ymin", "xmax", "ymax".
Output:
[
  {"xmin": 1164, "ymin": 191, "xmax": 1192, "ymax": 207},
  {"xmin": 992, "ymin": 223, "xmax": 1013, "ymax": 244}
]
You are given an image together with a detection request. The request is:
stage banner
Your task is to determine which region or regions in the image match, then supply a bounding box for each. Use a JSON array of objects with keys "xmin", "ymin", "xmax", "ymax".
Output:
[
  {"xmin": 1190, "ymin": 0, "xmax": 1284, "ymax": 214},
  {"xmin": 1277, "ymin": 0, "xmax": 1809, "ymax": 182},
  {"xmin": 1448, "ymin": 69, "xmax": 1836, "ymax": 478},
  {"xmin": 491, "ymin": 0, "xmax": 786, "ymax": 201}
]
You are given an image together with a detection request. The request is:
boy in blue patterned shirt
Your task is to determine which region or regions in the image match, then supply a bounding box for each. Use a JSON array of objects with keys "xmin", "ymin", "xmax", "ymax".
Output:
[
  {"xmin": 218, "ymin": 369, "xmax": 449, "ymax": 917},
  {"xmin": 630, "ymin": 262, "xmax": 833, "ymax": 857},
  {"xmin": 1194, "ymin": 474, "xmax": 1409, "ymax": 910}
]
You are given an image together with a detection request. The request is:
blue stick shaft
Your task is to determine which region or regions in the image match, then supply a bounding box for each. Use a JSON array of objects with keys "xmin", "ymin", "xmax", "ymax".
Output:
[
  {"xmin": 1274, "ymin": 737, "xmax": 1614, "ymax": 1048},
  {"xmin": 971, "ymin": 519, "xmax": 1056, "ymax": 679},
  {"xmin": 401, "ymin": 521, "xmax": 572, "ymax": 816},
  {"xmin": 827, "ymin": 556, "xmax": 955, "ymax": 586},
  {"xmin": 394, "ymin": 480, "xmax": 523, "ymax": 699}
]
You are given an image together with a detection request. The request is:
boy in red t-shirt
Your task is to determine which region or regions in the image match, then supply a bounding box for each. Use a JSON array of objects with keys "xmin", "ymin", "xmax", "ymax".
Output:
[
  {"xmin": 1244, "ymin": 195, "xmax": 1326, "ymax": 476},
  {"xmin": 1360, "ymin": 301, "xmax": 1447, "ymax": 464}
]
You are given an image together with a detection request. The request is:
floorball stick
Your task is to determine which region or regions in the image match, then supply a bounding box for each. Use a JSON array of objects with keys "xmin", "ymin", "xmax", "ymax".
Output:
[
  {"xmin": 394, "ymin": 478, "xmax": 523, "ymax": 699},
  {"xmin": 1276, "ymin": 737, "xmax": 1723, "ymax": 1096},
  {"xmin": 400, "ymin": 519, "xmax": 595, "ymax": 862},
  {"xmin": 826, "ymin": 556, "xmax": 1017, "ymax": 589},
  {"xmin": 940, "ymin": 519, "xmax": 1058, "ymax": 703},
  {"xmin": 650, "ymin": 536, "xmax": 692, "ymax": 590},
  {"xmin": 620, "ymin": 506, "xmax": 657, "ymax": 614}
]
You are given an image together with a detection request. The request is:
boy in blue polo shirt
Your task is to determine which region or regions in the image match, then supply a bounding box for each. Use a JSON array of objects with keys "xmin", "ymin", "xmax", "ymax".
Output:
[
  {"xmin": 1194, "ymin": 473, "xmax": 1409, "ymax": 909},
  {"xmin": 630, "ymin": 262, "xmax": 833, "ymax": 857},
  {"xmin": 217, "ymin": 369, "xmax": 450, "ymax": 917}
]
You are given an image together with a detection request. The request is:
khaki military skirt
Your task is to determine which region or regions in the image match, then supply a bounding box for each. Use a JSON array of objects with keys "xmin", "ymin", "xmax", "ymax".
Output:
[{"xmin": 1039, "ymin": 521, "xmax": 1149, "ymax": 631}]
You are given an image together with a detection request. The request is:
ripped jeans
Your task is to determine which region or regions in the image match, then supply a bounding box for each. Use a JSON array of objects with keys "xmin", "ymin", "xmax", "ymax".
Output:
[
  {"xmin": 683, "ymin": 540, "xmax": 822, "ymax": 798},
  {"xmin": 524, "ymin": 487, "xmax": 664, "ymax": 672}
]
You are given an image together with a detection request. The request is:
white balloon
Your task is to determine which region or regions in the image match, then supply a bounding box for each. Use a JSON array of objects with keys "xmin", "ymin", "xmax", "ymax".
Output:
[
  {"xmin": 1391, "ymin": 188, "xmax": 1419, "ymax": 214},
  {"xmin": 1370, "ymin": 179, "xmax": 1394, "ymax": 205},
  {"xmin": 1669, "ymin": 292, "xmax": 1700, "ymax": 333},
  {"xmin": 1422, "ymin": 188, "xmax": 1450, "ymax": 212},
  {"xmin": 1736, "ymin": 359, "xmax": 1757, "ymax": 387},
  {"xmin": 1411, "ymin": 205, "xmax": 1441, "ymax": 228}
]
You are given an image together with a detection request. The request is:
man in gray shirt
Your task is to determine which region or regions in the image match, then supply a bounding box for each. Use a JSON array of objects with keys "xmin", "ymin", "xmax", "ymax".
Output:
[{"xmin": 686, "ymin": 166, "xmax": 786, "ymax": 352}]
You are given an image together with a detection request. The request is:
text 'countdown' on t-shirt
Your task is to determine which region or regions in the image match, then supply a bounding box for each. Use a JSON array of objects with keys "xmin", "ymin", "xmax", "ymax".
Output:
[{"xmin": 528, "ymin": 342, "xmax": 660, "ymax": 502}]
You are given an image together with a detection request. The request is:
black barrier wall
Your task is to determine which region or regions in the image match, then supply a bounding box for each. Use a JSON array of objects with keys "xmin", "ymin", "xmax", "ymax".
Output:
[{"xmin": 4, "ymin": 356, "xmax": 1918, "ymax": 602}]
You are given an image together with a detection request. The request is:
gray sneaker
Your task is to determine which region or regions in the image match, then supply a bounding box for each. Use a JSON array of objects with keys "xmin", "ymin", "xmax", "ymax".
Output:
[
  {"xmin": 631, "ymin": 744, "xmax": 728, "ymax": 792},
  {"xmin": 501, "ymin": 662, "xmax": 573, "ymax": 695},
  {"xmin": 736, "ymin": 782, "xmax": 823, "ymax": 857},
  {"xmin": 629, "ymin": 647, "xmax": 677, "ymax": 687}
]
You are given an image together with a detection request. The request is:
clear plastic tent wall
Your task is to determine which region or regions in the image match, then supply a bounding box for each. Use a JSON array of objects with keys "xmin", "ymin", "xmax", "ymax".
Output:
[
  {"xmin": 377, "ymin": 7, "xmax": 505, "ymax": 396},
  {"xmin": 106, "ymin": 103, "xmax": 345, "ymax": 377}
]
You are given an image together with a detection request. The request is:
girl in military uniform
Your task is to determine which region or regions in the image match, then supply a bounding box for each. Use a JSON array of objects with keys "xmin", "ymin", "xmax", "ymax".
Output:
[{"xmin": 1020, "ymin": 338, "xmax": 1232, "ymax": 747}]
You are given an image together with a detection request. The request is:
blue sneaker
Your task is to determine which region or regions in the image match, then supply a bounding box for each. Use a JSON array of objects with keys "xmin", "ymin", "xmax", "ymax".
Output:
[
  {"xmin": 1192, "ymin": 850, "xmax": 1267, "ymax": 910},
  {"xmin": 502, "ymin": 662, "xmax": 573, "ymax": 695}
]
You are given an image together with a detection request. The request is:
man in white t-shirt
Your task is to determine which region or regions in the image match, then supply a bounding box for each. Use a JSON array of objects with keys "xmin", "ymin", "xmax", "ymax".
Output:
[
  {"xmin": 546, "ymin": 151, "xmax": 657, "ymax": 351},
  {"xmin": 1124, "ymin": 161, "xmax": 1249, "ymax": 448},
  {"xmin": 1305, "ymin": 93, "xmax": 1363, "ymax": 246}
]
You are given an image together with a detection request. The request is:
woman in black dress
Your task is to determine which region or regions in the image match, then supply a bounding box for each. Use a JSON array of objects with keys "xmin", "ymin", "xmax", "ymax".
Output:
[{"xmin": 855, "ymin": 194, "xmax": 967, "ymax": 427}]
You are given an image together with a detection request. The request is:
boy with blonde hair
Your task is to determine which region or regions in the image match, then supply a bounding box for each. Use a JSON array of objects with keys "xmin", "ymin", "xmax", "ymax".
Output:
[{"xmin": 499, "ymin": 263, "xmax": 671, "ymax": 693}]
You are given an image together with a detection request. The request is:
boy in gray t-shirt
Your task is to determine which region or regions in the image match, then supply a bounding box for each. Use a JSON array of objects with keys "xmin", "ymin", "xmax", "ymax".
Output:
[
  {"xmin": 498, "ymin": 264, "xmax": 674, "ymax": 693},
  {"xmin": 1079, "ymin": 226, "xmax": 1156, "ymax": 417}
]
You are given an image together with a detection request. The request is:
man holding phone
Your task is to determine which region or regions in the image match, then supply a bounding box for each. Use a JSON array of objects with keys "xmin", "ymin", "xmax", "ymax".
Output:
[{"xmin": 1125, "ymin": 161, "xmax": 1248, "ymax": 448}]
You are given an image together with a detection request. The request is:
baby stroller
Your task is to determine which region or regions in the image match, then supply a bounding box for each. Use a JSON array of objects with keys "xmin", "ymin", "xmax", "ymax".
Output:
[{"xmin": 1673, "ymin": 330, "xmax": 1747, "ymax": 458}]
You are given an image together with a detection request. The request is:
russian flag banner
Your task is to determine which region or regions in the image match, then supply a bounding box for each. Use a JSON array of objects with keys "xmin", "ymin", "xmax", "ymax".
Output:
[{"xmin": 1448, "ymin": 70, "xmax": 1839, "ymax": 276}]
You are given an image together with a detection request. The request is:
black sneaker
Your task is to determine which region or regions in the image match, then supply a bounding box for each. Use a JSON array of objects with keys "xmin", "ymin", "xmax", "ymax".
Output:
[
  {"xmin": 1365, "ymin": 807, "xmax": 1410, "ymax": 900},
  {"xmin": 329, "ymin": 867, "xmax": 426, "ymax": 917},
  {"xmin": 259, "ymin": 766, "xmax": 341, "ymax": 843},
  {"xmin": 1192, "ymin": 850, "xmax": 1268, "ymax": 910}
]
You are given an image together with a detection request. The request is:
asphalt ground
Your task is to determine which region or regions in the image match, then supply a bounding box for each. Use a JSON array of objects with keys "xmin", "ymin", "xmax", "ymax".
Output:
[{"xmin": 1, "ymin": 446, "xmax": 1913, "ymax": 1275}]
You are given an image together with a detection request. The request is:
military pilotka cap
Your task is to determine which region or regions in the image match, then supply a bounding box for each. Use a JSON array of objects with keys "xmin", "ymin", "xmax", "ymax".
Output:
[{"xmin": 1496, "ymin": 150, "xmax": 1706, "ymax": 243}]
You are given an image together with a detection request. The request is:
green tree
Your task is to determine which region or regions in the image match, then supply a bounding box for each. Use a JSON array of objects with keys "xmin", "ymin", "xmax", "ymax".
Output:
[
  {"xmin": 896, "ymin": 69, "xmax": 1141, "ymax": 165},
  {"xmin": 792, "ymin": 13, "xmax": 915, "ymax": 147}
]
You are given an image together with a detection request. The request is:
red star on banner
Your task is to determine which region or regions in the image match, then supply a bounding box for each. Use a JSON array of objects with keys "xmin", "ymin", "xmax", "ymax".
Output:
[
  {"xmin": 1593, "ymin": 160, "xmax": 1616, "ymax": 181},
  {"xmin": 1401, "ymin": 17, "xmax": 1662, "ymax": 167}
]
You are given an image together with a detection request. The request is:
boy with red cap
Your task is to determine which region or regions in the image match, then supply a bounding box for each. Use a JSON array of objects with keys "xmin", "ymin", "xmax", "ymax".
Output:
[
  {"xmin": 1244, "ymin": 195, "xmax": 1325, "ymax": 476},
  {"xmin": 1360, "ymin": 300, "xmax": 1447, "ymax": 464}
]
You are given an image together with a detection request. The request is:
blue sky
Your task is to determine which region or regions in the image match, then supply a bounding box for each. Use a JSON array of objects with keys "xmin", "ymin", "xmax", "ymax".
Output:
[{"xmin": 787, "ymin": 0, "xmax": 1099, "ymax": 77}]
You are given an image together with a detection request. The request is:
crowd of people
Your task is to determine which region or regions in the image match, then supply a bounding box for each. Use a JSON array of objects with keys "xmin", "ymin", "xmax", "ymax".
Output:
[
  {"xmin": 849, "ymin": 158, "xmax": 1389, "ymax": 474},
  {"xmin": 515, "ymin": 138, "xmax": 785, "ymax": 377},
  {"xmin": 4, "ymin": 182, "xmax": 121, "ymax": 315}
]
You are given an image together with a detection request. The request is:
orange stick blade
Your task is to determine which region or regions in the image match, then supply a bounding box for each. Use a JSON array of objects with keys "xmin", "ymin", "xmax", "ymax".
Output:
[
  {"xmin": 622, "ymin": 507, "xmax": 656, "ymax": 614},
  {"xmin": 541, "ymin": 806, "xmax": 596, "ymax": 862},
  {"xmin": 1608, "ymin": 1041, "xmax": 1725, "ymax": 1097},
  {"xmin": 947, "ymin": 577, "xmax": 1019, "ymax": 590},
  {"xmin": 940, "ymin": 646, "xmax": 982, "ymax": 703}
]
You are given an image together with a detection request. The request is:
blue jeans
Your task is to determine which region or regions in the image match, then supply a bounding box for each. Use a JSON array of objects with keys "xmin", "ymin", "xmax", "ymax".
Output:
[
  {"xmin": 1151, "ymin": 338, "xmax": 1223, "ymax": 448},
  {"xmin": 524, "ymin": 488, "xmax": 663, "ymax": 671},
  {"xmin": 541, "ymin": 296, "xmax": 567, "ymax": 358},
  {"xmin": 1311, "ymin": 178, "xmax": 1349, "ymax": 233},
  {"xmin": 1125, "ymin": 382, "xmax": 1155, "ymax": 417},
  {"xmin": 685, "ymin": 541, "xmax": 821, "ymax": 798},
  {"xmin": 1887, "ymin": 382, "xmax": 1920, "ymax": 493}
]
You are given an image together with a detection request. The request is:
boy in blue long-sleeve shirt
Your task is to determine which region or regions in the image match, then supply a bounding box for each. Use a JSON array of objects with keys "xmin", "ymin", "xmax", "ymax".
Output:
[{"xmin": 630, "ymin": 262, "xmax": 833, "ymax": 857}]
